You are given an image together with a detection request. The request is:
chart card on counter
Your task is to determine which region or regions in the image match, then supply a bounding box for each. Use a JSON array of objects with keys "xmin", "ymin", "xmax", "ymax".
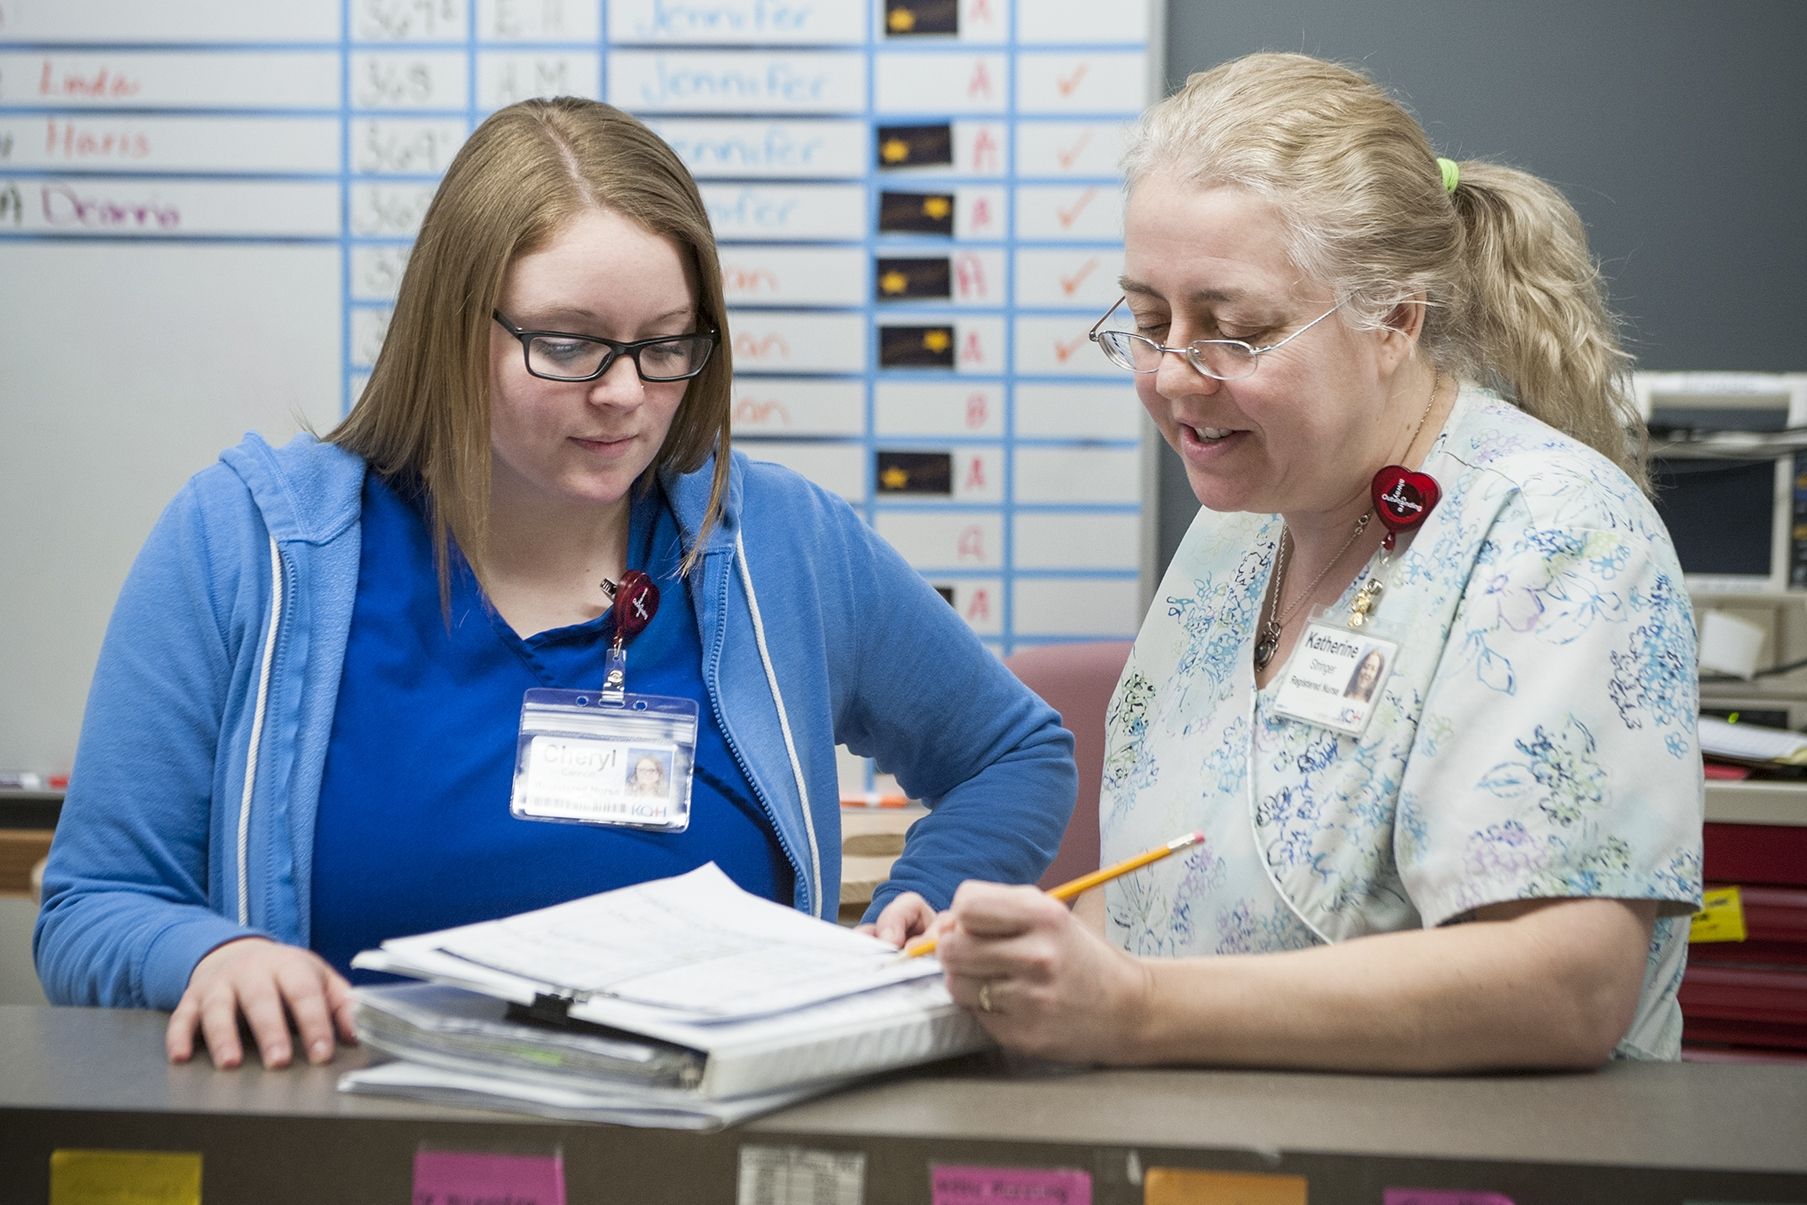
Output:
[
  {"xmin": 737, "ymin": 1145, "xmax": 866, "ymax": 1205},
  {"xmin": 50, "ymin": 1149, "xmax": 202, "ymax": 1205},
  {"xmin": 414, "ymin": 1149, "xmax": 565, "ymax": 1205},
  {"xmin": 1143, "ymin": 1167, "xmax": 1308, "ymax": 1205},
  {"xmin": 933, "ymin": 1164, "xmax": 1092, "ymax": 1204}
]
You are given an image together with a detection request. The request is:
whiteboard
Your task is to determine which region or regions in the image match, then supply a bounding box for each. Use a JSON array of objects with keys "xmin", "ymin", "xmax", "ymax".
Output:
[{"xmin": 0, "ymin": 0, "xmax": 1161, "ymax": 775}]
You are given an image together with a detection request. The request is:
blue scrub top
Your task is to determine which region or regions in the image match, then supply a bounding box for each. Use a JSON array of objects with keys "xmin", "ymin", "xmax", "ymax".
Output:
[{"xmin": 311, "ymin": 471, "xmax": 791, "ymax": 980}]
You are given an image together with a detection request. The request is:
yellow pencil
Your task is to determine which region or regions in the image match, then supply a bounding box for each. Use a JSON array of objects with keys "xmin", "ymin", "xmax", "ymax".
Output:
[{"xmin": 898, "ymin": 830, "xmax": 1205, "ymax": 960}]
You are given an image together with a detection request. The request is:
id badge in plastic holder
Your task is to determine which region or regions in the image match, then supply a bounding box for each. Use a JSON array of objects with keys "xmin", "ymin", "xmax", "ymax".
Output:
[
  {"xmin": 511, "ymin": 688, "xmax": 699, "ymax": 832},
  {"xmin": 1270, "ymin": 608, "xmax": 1400, "ymax": 738}
]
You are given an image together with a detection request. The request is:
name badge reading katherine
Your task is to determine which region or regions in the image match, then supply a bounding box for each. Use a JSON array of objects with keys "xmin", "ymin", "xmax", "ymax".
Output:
[
  {"xmin": 1270, "ymin": 620, "xmax": 1398, "ymax": 737},
  {"xmin": 511, "ymin": 688, "xmax": 698, "ymax": 831}
]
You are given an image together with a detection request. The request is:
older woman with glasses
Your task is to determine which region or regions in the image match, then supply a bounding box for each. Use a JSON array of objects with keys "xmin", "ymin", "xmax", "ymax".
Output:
[
  {"xmin": 931, "ymin": 53, "xmax": 1703, "ymax": 1072},
  {"xmin": 36, "ymin": 97, "xmax": 1076, "ymax": 1071}
]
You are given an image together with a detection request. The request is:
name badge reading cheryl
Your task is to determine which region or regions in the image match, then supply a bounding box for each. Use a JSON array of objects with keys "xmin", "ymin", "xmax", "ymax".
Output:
[
  {"xmin": 1270, "ymin": 621, "xmax": 1398, "ymax": 737},
  {"xmin": 511, "ymin": 688, "xmax": 698, "ymax": 831}
]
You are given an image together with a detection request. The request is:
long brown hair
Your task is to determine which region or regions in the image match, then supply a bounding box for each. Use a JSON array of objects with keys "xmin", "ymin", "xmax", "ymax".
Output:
[
  {"xmin": 329, "ymin": 97, "xmax": 733, "ymax": 600},
  {"xmin": 1124, "ymin": 53, "xmax": 1645, "ymax": 489}
]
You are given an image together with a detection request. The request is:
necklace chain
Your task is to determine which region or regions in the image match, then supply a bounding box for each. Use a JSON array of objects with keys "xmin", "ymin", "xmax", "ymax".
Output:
[
  {"xmin": 1254, "ymin": 514, "xmax": 1371, "ymax": 669},
  {"xmin": 1252, "ymin": 373, "xmax": 1444, "ymax": 671}
]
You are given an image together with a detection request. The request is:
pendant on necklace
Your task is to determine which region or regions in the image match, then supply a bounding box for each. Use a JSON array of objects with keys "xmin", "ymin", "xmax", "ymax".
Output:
[{"xmin": 1253, "ymin": 633, "xmax": 1278, "ymax": 669}]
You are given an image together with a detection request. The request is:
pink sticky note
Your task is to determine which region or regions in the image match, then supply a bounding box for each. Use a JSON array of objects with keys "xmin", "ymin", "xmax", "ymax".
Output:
[
  {"xmin": 1384, "ymin": 1191, "xmax": 1515, "ymax": 1205},
  {"xmin": 413, "ymin": 1150, "xmax": 566, "ymax": 1205},
  {"xmin": 931, "ymin": 1164, "xmax": 1092, "ymax": 1204}
]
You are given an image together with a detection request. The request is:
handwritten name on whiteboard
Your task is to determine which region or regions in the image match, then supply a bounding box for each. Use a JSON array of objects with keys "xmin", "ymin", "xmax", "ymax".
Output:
[
  {"xmin": 730, "ymin": 379, "xmax": 862, "ymax": 437},
  {"xmin": 729, "ymin": 311, "xmax": 866, "ymax": 374},
  {"xmin": 610, "ymin": 0, "xmax": 859, "ymax": 44},
  {"xmin": 11, "ymin": 179, "xmax": 338, "ymax": 237},
  {"xmin": 0, "ymin": 116, "xmax": 339, "ymax": 174},
  {"xmin": 718, "ymin": 246, "xmax": 865, "ymax": 306},
  {"xmin": 702, "ymin": 184, "xmax": 865, "ymax": 241},
  {"xmin": 0, "ymin": 52, "xmax": 338, "ymax": 108},
  {"xmin": 611, "ymin": 51, "xmax": 863, "ymax": 113},
  {"xmin": 656, "ymin": 119, "xmax": 864, "ymax": 179}
]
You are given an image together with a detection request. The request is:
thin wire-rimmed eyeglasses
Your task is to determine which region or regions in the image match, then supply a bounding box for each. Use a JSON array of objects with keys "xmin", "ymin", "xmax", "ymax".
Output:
[
  {"xmin": 493, "ymin": 311, "xmax": 717, "ymax": 383},
  {"xmin": 1087, "ymin": 296, "xmax": 1343, "ymax": 381}
]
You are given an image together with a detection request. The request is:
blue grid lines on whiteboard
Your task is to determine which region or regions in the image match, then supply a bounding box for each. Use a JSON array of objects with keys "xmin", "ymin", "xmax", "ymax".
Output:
[{"xmin": 0, "ymin": 0, "xmax": 1157, "ymax": 657}]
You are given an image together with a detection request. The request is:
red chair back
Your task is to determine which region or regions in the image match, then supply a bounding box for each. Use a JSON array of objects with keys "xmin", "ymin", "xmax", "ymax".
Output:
[{"xmin": 1004, "ymin": 641, "xmax": 1134, "ymax": 890}]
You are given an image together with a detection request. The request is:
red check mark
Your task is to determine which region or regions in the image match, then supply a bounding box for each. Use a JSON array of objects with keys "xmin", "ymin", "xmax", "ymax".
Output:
[
  {"xmin": 1056, "ymin": 187, "xmax": 1098, "ymax": 229},
  {"xmin": 1059, "ymin": 257, "xmax": 1099, "ymax": 296},
  {"xmin": 1056, "ymin": 63, "xmax": 1089, "ymax": 97},
  {"xmin": 1055, "ymin": 129, "xmax": 1092, "ymax": 170},
  {"xmin": 1052, "ymin": 334, "xmax": 1087, "ymax": 364}
]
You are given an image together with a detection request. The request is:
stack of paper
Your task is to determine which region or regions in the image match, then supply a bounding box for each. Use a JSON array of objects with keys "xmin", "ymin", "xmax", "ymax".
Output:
[
  {"xmin": 1698, "ymin": 715, "xmax": 1807, "ymax": 767},
  {"xmin": 337, "ymin": 864, "xmax": 989, "ymax": 1129}
]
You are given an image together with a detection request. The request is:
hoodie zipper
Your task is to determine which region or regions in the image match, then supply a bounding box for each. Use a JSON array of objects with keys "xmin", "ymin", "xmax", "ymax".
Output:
[
  {"xmin": 701, "ymin": 546, "xmax": 814, "ymax": 917},
  {"xmin": 236, "ymin": 536, "xmax": 288, "ymax": 927}
]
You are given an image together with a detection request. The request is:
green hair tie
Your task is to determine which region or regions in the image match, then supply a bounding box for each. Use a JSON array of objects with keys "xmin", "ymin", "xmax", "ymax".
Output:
[{"xmin": 1438, "ymin": 156, "xmax": 1461, "ymax": 194}]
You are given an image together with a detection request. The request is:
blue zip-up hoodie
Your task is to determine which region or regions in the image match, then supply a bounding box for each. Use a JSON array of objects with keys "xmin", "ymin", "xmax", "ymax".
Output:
[{"xmin": 35, "ymin": 434, "xmax": 1076, "ymax": 1010}]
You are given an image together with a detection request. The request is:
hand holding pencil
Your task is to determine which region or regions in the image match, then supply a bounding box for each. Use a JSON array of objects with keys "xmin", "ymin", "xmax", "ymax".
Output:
[
  {"xmin": 915, "ymin": 830, "xmax": 1207, "ymax": 1053},
  {"xmin": 899, "ymin": 830, "xmax": 1204, "ymax": 961}
]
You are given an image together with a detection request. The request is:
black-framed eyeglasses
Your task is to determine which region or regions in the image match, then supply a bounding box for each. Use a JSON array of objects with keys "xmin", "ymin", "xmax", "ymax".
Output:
[
  {"xmin": 493, "ymin": 311, "xmax": 717, "ymax": 383},
  {"xmin": 1086, "ymin": 295, "xmax": 1343, "ymax": 382}
]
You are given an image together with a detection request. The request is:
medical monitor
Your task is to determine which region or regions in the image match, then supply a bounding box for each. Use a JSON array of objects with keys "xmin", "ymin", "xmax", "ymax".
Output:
[{"xmin": 1636, "ymin": 373, "xmax": 1807, "ymax": 596}]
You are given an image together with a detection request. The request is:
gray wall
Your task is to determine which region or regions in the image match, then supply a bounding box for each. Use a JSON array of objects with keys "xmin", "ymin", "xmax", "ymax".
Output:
[{"xmin": 1155, "ymin": 0, "xmax": 1807, "ymax": 567}]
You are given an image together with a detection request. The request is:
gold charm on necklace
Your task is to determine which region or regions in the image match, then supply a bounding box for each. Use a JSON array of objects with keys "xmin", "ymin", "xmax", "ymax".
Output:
[{"xmin": 1348, "ymin": 578, "xmax": 1384, "ymax": 628}]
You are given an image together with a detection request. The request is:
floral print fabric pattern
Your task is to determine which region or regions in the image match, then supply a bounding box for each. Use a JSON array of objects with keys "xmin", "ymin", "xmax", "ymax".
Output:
[{"xmin": 1102, "ymin": 387, "xmax": 1704, "ymax": 1058}]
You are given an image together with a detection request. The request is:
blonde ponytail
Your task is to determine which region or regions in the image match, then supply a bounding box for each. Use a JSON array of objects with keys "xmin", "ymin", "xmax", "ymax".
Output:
[{"xmin": 1448, "ymin": 162, "xmax": 1645, "ymax": 488}]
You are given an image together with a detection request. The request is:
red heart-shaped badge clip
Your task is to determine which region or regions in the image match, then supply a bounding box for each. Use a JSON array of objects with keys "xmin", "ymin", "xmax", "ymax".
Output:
[
  {"xmin": 611, "ymin": 570, "xmax": 661, "ymax": 644},
  {"xmin": 1370, "ymin": 466, "xmax": 1441, "ymax": 535}
]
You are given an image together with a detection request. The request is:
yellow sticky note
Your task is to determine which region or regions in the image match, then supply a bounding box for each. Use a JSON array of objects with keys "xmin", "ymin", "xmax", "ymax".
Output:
[
  {"xmin": 1690, "ymin": 886, "xmax": 1748, "ymax": 943},
  {"xmin": 50, "ymin": 1150, "xmax": 202, "ymax": 1205},
  {"xmin": 1144, "ymin": 1167, "xmax": 1309, "ymax": 1204}
]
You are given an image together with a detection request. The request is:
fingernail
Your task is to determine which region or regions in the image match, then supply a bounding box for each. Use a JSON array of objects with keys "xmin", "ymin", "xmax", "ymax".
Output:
[
  {"xmin": 310, "ymin": 1040, "xmax": 330, "ymax": 1063},
  {"xmin": 264, "ymin": 1045, "xmax": 287, "ymax": 1065}
]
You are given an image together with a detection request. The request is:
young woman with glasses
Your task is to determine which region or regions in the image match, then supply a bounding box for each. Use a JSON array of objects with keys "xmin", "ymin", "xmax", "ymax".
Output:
[
  {"xmin": 931, "ymin": 53, "xmax": 1702, "ymax": 1072},
  {"xmin": 35, "ymin": 98, "xmax": 1077, "ymax": 1071}
]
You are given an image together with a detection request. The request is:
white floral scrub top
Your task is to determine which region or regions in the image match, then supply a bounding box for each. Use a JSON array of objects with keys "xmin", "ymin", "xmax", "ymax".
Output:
[{"xmin": 1102, "ymin": 386, "xmax": 1704, "ymax": 1059}]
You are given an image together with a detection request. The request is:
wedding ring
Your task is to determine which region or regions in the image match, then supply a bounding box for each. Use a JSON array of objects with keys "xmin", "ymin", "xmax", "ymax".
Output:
[{"xmin": 978, "ymin": 980, "xmax": 994, "ymax": 1014}]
